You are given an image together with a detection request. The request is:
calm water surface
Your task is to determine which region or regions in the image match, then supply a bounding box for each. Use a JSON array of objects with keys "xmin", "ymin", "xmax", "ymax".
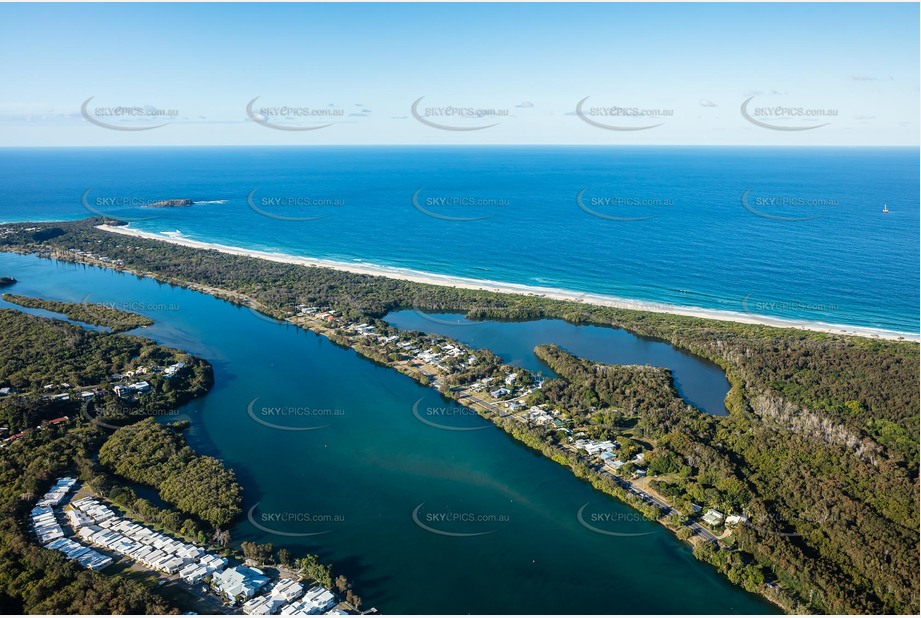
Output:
[
  {"xmin": 0, "ymin": 252, "xmax": 776, "ymax": 614},
  {"xmin": 386, "ymin": 310, "xmax": 731, "ymax": 415}
]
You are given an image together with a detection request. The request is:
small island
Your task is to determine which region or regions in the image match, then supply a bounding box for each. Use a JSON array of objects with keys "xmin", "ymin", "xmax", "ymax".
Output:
[
  {"xmin": 146, "ymin": 199, "xmax": 194, "ymax": 208},
  {"xmin": 2, "ymin": 293, "xmax": 154, "ymax": 332},
  {"xmin": 0, "ymin": 276, "xmax": 16, "ymax": 287}
]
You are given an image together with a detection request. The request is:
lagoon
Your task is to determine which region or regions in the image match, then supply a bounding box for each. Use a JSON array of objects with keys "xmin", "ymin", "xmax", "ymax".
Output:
[{"xmin": 385, "ymin": 310, "xmax": 731, "ymax": 415}]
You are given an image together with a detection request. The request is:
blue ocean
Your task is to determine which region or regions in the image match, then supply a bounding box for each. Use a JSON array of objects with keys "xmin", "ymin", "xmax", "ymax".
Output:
[{"xmin": 0, "ymin": 146, "xmax": 917, "ymax": 334}]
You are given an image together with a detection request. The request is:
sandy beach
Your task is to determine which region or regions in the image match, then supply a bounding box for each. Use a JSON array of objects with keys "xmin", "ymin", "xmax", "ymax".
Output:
[{"xmin": 97, "ymin": 225, "xmax": 918, "ymax": 342}]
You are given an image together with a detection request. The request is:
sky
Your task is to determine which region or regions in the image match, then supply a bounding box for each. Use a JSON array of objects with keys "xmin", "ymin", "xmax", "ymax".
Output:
[{"xmin": 0, "ymin": 1, "xmax": 918, "ymax": 146}]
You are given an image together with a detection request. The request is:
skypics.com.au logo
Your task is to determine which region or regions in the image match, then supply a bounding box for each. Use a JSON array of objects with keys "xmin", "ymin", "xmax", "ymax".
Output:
[
  {"xmin": 247, "ymin": 503, "xmax": 344, "ymax": 537},
  {"xmin": 575, "ymin": 97, "xmax": 673, "ymax": 131},
  {"xmin": 246, "ymin": 97, "xmax": 348, "ymax": 131},
  {"xmin": 740, "ymin": 96, "xmax": 837, "ymax": 131},
  {"xmin": 411, "ymin": 503, "xmax": 510, "ymax": 537},
  {"xmin": 81, "ymin": 97, "xmax": 179, "ymax": 131},
  {"xmin": 246, "ymin": 397, "xmax": 344, "ymax": 431},
  {"xmin": 411, "ymin": 97, "xmax": 511, "ymax": 131}
]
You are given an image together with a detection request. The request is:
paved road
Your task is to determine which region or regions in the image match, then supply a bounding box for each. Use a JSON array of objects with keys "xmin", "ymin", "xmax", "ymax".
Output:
[
  {"xmin": 583, "ymin": 456, "xmax": 720, "ymax": 543},
  {"xmin": 445, "ymin": 385, "xmax": 511, "ymax": 418}
]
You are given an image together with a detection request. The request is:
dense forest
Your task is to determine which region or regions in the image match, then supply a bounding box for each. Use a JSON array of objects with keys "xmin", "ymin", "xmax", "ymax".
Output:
[
  {"xmin": 0, "ymin": 311, "xmax": 206, "ymax": 613},
  {"xmin": 534, "ymin": 344, "xmax": 918, "ymax": 614},
  {"xmin": 1, "ymin": 302, "xmax": 367, "ymax": 614},
  {"xmin": 0, "ymin": 218, "xmax": 918, "ymax": 613},
  {"xmin": 532, "ymin": 344, "xmax": 698, "ymax": 438},
  {"xmin": 98, "ymin": 418, "xmax": 242, "ymax": 528},
  {"xmin": 0, "ymin": 423, "xmax": 179, "ymax": 614},
  {"xmin": 0, "ymin": 307, "xmax": 212, "ymax": 431}
]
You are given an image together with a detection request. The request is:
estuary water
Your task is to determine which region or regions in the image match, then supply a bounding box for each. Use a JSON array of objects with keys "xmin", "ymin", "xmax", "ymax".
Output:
[{"xmin": 0, "ymin": 252, "xmax": 777, "ymax": 614}]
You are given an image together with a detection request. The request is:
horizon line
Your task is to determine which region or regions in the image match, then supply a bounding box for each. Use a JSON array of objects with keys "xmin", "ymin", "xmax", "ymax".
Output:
[{"xmin": 0, "ymin": 144, "xmax": 918, "ymax": 149}]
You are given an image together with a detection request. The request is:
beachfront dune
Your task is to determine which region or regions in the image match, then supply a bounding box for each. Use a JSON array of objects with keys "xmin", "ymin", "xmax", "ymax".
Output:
[{"xmin": 97, "ymin": 225, "xmax": 916, "ymax": 343}]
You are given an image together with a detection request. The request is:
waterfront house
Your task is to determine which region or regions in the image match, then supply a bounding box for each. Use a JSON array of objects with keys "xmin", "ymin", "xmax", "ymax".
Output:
[
  {"xmin": 272, "ymin": 578, "xmax": 305, "ymax": 603},
  {"xmin": 301, "ymin": 586, "xmax": 336, "ymax": 612},
  {"xmin": 280, "ymin": 586, "xmax": 336, "ymax": 615},
  {"xmin": 213, "ymin": 565, "xmax": 270, "ymax": 601},
  {"xmin": 243, "ymin": 580, "xmax": 305, "ymax": 615},
  {"xmin": 581, "ymin": 440, "xmax": 616, "ymax": 456},
  {"xmin": 163, "ymin": 362, "xmax": 185, "ymax": 378}
]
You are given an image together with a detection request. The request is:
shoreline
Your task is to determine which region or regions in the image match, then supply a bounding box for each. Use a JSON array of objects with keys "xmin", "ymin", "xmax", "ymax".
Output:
[{"xmin": 97, "ymin": 224, "xmax": 919, "ymax": 343}]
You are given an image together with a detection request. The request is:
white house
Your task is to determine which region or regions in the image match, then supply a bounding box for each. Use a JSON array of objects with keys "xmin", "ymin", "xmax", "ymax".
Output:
[
  {"xmin": 212, "ymin": 565, "xmax": 270, "ymax": 601},
  {"xmin": 130, "ymin": 381, "xmax": 151, "ymax": 394},
  {"xmin": 179, "ymin": 563, "xmax": 209, "ymax": 585},
  {"xmin": 725, "ymin": 514, "xmax": 748, "ymax": 526},
  {"xmin": 702, "ymin": 509, "xmax": 725, "ymax": 526}
]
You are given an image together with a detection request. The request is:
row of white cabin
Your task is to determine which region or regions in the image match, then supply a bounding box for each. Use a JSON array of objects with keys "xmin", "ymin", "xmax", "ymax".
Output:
[
  {"xmin": 178, "ymin": 553, "xmax": 228, "ymax": 585},
  {"xmin": 32, "ymin": 505, "xmax": 64, "ymax": 544},
  {"xmin": 36, "ymin": 476, "xmax": 77, "ymax": 507},
  {"xmin": 45, "ymin": 536, "xmax": 113, "ymax": 570},
  {"xmin": 31, "ymin": 478, "xmax": 112, "ymax": 570},
  {"xmin": 31, "ymin": 477, "xmax": 78, "ymax": 544},
  {"xmin": 70, "ymin": 496, "xmax": 226, "ymax": 576}
]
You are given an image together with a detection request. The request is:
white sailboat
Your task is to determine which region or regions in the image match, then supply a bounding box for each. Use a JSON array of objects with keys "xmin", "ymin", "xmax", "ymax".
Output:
[{"xmin": 882, "ymin": 204, "xmax": 889, "ymax": 213}]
